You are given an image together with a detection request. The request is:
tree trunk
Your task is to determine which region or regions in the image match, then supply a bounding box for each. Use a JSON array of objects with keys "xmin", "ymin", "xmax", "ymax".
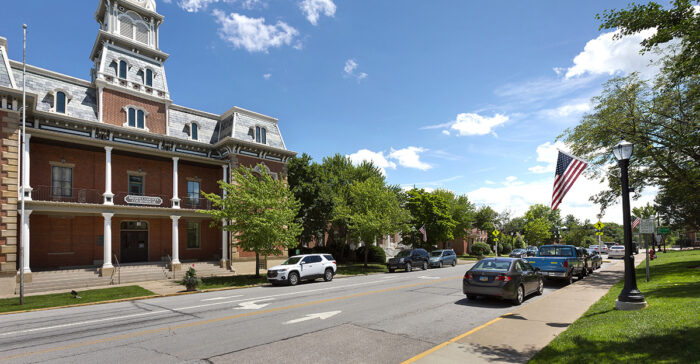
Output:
[
  {"xmin": 255, "ymin": 252, "xmax": 260, "ymax": 277},
  {"xmin": 364, "ymin": 239, "xmax": 370, "ymax": 269}
]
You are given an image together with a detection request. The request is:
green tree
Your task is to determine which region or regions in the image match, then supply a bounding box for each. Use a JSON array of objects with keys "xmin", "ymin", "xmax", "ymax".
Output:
[
  {"xmin": 524, "ymin": 218, "xmax": 552, "ymax": 246},
  {"xmin": 403, "ymin": 189, "xmax": 456, "ymax": 249},
  {"xmin": 287, "ymin": 154, "xmax": 334, "ymax": 246},
  {"xmin": 522, "ymin": 204, "xmax": 560, "ymax": 244},
  {"xmin": 338, "ymin": 177, "xmax": 408, "ymax": 267},
  {"xmin": 632, "ymin": 202, "xmax": 657, "ymax": 219},
  {"xmin": 202, "ymin": 164, "xmax": 302, "ymax": 277},
  {"xmin": 432, "ymin": 189, "xmax": 476, "ymax": 241},
  {"xmin": 474, "ymin": 206, "xmax": 498, "ymax": 232}
]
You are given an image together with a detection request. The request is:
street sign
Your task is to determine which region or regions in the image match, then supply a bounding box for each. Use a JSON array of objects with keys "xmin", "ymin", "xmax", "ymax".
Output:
[
  {"xmin": 594, "ymin": 221, "xmax": 605, "ymax": 230},
  {"xmin": 640, "ymin": 218, "xmax": 655, "ymax": 234},
  {"xmin": 493, "ymin": 238, "xmax": 499, "ymax": 242},
  {"xmin": 657, "ymin": 227, "xmax": 670, "ymax": 234},
  {"xmin": 595, "ymin": 232, "xmax": 604, "ymax": 236},
  {"xmin": 492, "ymin": 230, "xmax": 499, "ymax": 236}
]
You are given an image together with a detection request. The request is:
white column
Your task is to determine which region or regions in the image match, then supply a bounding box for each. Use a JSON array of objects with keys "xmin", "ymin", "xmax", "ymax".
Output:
[
  {"xmin": 102, "ymin": 213, "xmax": 114, "ymax": 269},
  {"xmin": 171, "ymin": 157, "xmax": 180, "ymax": 208},
  {"xmin": 22, "ymin": 134, "xmax": 32, "ymax": 200},
  {"xmin": 103, "ymin": 147, "xmax": 114, "ymax": 204},
  {"xmin": 20, "ymin": 210, "xmax": 32, "ymax": 273},
  {"xmin": 171, "ymin": 216, "xmax": 181, "ymax": 265}
]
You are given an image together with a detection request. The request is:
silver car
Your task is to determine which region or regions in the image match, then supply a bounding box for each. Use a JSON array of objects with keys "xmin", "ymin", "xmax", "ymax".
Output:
[
  {"xmin": 608, "ymin": 245, "xmax": 625, "ymax": 259},
  {"xmin": 429, "ymin": 249, "xmax": 458, "ymax": 268}
]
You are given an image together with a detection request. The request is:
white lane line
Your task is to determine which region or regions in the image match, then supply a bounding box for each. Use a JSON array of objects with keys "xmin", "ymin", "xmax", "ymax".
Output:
[
  {"xmin": 1, "ymin": 276, "xmax": 403, "ymax": 337},
  {"xmin": 201, "ymin": 295, "xmax": 243, "ymax": 302}
]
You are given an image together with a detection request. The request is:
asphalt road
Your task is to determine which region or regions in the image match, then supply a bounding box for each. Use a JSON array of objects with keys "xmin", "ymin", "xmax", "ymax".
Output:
[{"xmin": 0, "ymin": 262, "xmax": 574, "ymax": 364}]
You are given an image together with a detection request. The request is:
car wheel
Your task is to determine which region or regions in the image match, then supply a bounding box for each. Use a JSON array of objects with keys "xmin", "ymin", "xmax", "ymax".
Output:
[
  {"xmin": 422, "ymin": 261, "xmax": 428, "ymax": 270},
  {"xmin": 439, "ymin": 261, "xmax": 443, "ymax": 268},
  {"xmin": 513, "ymin": 285, "xmax": 524, "ymax": 305},
  {"xmin": 406, "ymin": 262, "xmax": 412, "ymax": 272},
  {"xmin": 466, "ymin": 294, "xmax": 478, "ymax": 300},
  {"xmin": 288, "ymin": 272, "xmax": 299, "ymax": 286},
  {"xmin": 324, "ymin": 268, "xmax": 334, "ymax": 282},
  {"xmin": 451, "ymin": 259, "xmax": 456, "ymax": 267},
  {"xmin": 536, "ymin": 278, "xmax": 544, "ymax": 295},
  {"xmin": 578, "ymin": 269, "xmax": 586, "ymax": 280},
  {"xmin": 565, "ymin": 274, "xmax": 573, "ymax": 286}
]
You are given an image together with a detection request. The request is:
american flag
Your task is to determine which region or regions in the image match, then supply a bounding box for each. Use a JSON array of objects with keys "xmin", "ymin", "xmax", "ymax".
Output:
[
  {"xmin": 631, "ymin": 216, "xmax": 640, "ymax": 230},
  {"xmin": 551, "ymin": 151, "xmax": 588, "ymax": 211},
  {"xmin": 419, "ymin": 224, "xmax": 427, "ymax": 242}
]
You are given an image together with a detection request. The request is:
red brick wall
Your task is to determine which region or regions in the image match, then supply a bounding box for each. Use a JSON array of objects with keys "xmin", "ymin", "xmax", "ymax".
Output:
[
  {"xmin": 30, "ymin": 215, "xmax": 222, "ymax": 268},
  {"xmin": 177, "ymin": 161, "xmax": 221, "ymax": 200},
  {"xmin": 236, "ymin": 155, "xmax": 285, "ymax": 175},
  {"xmin": 31, "ymin": 141, "xmax": 104, "ymax": 193},
  {"xmin": 103, "ymin": 88, "xmax": 167, "ymax": 134}
]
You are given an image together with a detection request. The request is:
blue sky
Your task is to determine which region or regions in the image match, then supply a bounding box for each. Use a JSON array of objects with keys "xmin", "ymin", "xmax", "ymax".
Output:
[{"xmin": 0, "ymin": 0, "xmax": 667, "ymax": 223}]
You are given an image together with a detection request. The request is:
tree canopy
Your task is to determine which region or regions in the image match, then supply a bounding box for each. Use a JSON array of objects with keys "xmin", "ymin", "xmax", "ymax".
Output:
[{"xmin": 402, "ymin": 189, "xmax": 456, "ymax": 249}]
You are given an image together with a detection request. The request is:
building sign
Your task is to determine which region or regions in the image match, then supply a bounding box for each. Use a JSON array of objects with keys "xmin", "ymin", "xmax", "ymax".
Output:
[{"xmin": 124, "ymin": 195, "xmax": 163, "ymax": 206}]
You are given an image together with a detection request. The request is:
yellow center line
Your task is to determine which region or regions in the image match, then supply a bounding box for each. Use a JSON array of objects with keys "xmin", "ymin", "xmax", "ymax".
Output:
[
  {"xmin": 2, "ymin": 275, "xmax": 463, "ymax": 361},
  {"xmin": 401, "ymin": 314, "xmax": 511, "ymax": 364}
]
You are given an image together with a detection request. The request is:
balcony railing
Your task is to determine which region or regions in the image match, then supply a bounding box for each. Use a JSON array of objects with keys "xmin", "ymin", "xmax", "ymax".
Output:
[
  {"xmin": 33, "ymin": 186, "xmax": 102, "ymax": 204},
  {"xmin": 180, "ymin": 196, "xmax": 213, "ymax": 210}
]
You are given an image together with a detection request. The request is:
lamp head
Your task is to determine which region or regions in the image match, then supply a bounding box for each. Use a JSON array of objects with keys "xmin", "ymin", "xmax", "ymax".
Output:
[{"xmin": 612, "ymin": 140, "xmax": 634, "ymax": 161}]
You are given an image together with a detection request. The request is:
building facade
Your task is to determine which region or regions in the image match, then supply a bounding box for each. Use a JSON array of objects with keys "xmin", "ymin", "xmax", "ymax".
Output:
[{"xmin": 0, "ymin": 0, "xmax": 296, "ymax": 294}]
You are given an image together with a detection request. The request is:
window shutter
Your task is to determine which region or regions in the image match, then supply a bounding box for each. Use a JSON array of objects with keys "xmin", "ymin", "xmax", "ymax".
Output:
[
  {"xmin": 135, "ymin": 23, "xmax": 149, "ymax": 44},
  {"xmin": 120, "ymin": 18, "xmax": 133, "ymax": 39}
]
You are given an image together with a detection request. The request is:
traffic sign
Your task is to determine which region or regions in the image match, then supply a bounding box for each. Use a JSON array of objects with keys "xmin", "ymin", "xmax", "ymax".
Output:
[
  {"xmin": 640, "ymin": 219, "xmax": 655, "ymax": 234},
  {"xmin": 492, "ymin": 230, "xmax": 500, "ymax": 236},
  {"xmin": 493, "ymin": 238, "xmax": 499, "ymax": 242},
  {"xmin": 595, "ymin": 232, "xmax": 604, "ymax": 236},
  {"xmin": 657, "ymin": 227, "xmax": 670, "ymax": 234},
  {"xmin": 594, "ymin": 221, "xmax": 605, "ymax": 230}
]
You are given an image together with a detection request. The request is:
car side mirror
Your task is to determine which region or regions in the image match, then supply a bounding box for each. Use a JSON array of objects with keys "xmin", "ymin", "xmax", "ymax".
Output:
[{"xmin": 300, "ymin": 261, "xmax": 305, "ymax": 265}]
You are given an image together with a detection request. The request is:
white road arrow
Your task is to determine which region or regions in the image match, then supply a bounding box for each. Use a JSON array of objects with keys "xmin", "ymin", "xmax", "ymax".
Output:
[
  {"xmin": 234, "ymin": 298, "xmax": 274, "ymax": 310},
  {"xmin": 283, "ymin": 311, "xmax": 342, "ymax": 324}
]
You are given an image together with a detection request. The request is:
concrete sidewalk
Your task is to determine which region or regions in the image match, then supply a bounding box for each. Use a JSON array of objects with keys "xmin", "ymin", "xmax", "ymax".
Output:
[{"xmin": 411, "ymin": 254, "xmax": 646, "ymax": 363}]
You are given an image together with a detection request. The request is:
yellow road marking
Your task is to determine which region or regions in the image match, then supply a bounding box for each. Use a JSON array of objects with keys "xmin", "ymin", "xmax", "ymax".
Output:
[
  {"xmin": 2, "ymin": 275, "xmax": 462, "ymax": 361},
  {"xmin": 401, "ymin": 314, "xmax": 510, "ymax": 364}
]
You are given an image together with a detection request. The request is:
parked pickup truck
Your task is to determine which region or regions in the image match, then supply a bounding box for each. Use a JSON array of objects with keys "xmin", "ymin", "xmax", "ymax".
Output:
[{"xmin": 526, "ymin": 245, "xmax": 585, "ymax": 285}]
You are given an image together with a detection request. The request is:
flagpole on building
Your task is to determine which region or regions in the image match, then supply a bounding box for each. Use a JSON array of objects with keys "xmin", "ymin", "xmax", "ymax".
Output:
[{"xmin": 19, "ymin": 24, "xmax": 27, "ymax": 305}]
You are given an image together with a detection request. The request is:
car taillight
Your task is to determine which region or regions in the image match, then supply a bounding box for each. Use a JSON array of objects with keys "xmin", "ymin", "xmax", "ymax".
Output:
[
  {"xmin": 495, "ymin": 275, "xmax": 511, "ymax": 282},
  {"xmin": 332, "ymin": 261, "xmax": 336, "ymax": 265},
  {"xmin": 564, "ymin": 261, "xmax": 569, "ymax": 268},
  {"xmin": 464, "ymin": 273, "xmax": 473, "ymax": 279}
]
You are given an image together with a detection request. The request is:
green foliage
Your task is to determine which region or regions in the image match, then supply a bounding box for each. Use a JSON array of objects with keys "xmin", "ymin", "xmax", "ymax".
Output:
[
  {"xmin": 632, "ymin": 203, "xmax": 657, "ymax": 219},
  {"xmin": 474, "ymin": 206, "xmax": 498, "ymax": 232},
  {"xmin": 433, "ymin": 189, "xmax": 476, "ymax": 240},
  {"xmin": 355, "ymin": 244, "xmax": 387, "ymax": 264},
  {"xmin": 513, "ymin": 238, "xmax": 526, "ymax": 249},
  {"xmin": 201, "ymin": 164, "xmax": 302, "ymax": 277},
  {"xmin": 287, "ymin": 154, "xmax": 335, "ymax": 244},
  {"xmin": 500, "ymin": 242, "xmax": 513, "ymax": 255},
  {"xmin": 402, "ymin": 189, "xmax": 456, "ymax": 249},
  {"xmin": 182, "ymin": 267, "xmax": 202, "ymax": 290},
  {"xmin": 524, "ymin": 217, "xmax": 552, "ymax": 246},
  {"xmin": 471, "ymin": 242, "xmax": 491, "ymax": 256}
]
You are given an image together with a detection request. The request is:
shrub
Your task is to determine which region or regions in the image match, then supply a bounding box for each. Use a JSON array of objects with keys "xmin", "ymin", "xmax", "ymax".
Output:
[
  {"xmin": 471, "ymin": 242, "xmax": 491, "ymax": 256},
  {"xmin": 182, "ymin": 266, "xmax": 202, "ymax": 291},
  {"xmin": 355, "ymin": 244, "xmax": 387, "ymax": 264},
  {"xmin": 500, "ymin": 242, "xmax": 513, "ymax": 255}
]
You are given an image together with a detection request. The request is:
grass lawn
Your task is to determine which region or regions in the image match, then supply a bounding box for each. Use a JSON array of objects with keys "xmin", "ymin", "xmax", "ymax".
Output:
[
  {"xmin": 530, "ymin": 250, "xmax": 700, "ymax": 363},
  {"xmin": 459, "ymin": 253, "xmax": 497, "ymax": 260},
  {"xmin": 0, "ymin": 286, "xmax": 154, "ymax": 313},
  {"xmin": 197, "ymin": 275, "xmax": 269, "ymax": 289},
  {"xmin": 337, "ymin": 263, "xmax": 388, "ymax": 275}
]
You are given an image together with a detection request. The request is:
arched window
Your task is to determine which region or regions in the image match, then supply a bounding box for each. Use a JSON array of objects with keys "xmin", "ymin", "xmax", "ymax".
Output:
[
  {"xmin": 135, "ymin": 23, "xmax": 149, "ymax": 44},
  {"xmin": 191, "ymin": 122, "xmax": 198, "ymax": 140},
  {"xmin": 119, "ymin": 60, "xmax": 127, "ymax": 79},
  {"xmin": 119, "ymin": 17, "xmax": 133, "ymax": 38},
  {"xmin": 145, "ymin": 69, "xmax": 153, "ymax": 87},
  {"xmin": 128, "ymin": 107, "xmax": 136, "ymax": 127},
  {"xmin": 124, "ymin": 106, "xmax": 148, "ymax": 130},
  {"xmin": 56, "ymin": 91, "xmax": 66, "ymax": 114},
  {"xmin": 255, "ymin": 126, "xmax": 267, "ymax": 144},
  {"xmin": 137, "ymin": 110, "xmax": 145, "ymax": 129}
]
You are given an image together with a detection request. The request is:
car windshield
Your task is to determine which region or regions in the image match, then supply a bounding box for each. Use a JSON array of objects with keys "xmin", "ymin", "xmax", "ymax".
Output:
[
  {"xmin": 431, "ymin": 251, "xmax": 443, "ymax": 257},
  {"xmin": 473, "ymin": 260, "xmax": 511, "ymax": 272},
  {"xmin": 396, "ymin": 250, "xmax": 411, "ymax": 258},
  {"xmin": 282, "ymin": 257, "xmax": 302, "ymax": 265},
  {"xmin": 538, "ymin": 246, "xmax": 574, "ymax": 257}
]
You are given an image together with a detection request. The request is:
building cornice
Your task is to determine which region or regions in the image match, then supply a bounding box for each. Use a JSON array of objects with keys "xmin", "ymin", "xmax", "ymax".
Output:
[
  {"xmin": 90, "ymin": 30, "xmax": 169, "ymax": 62},
  {"xmin": 26, "ymin": 200, "xmax": 206, "ymax": 218},
  {"xmin": 170, "ymin": 104, "xmax": 221, "ymax": 120},
  {"xmin": 96, "ymin": 79, "xmax": 171, "ymax": 104}
]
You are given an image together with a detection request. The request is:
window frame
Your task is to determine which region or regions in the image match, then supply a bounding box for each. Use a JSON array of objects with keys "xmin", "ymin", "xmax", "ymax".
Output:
[
  {"xmin": 255, "ymin": 126, "xmax": 267, "ymax": 144},
  {"xmin": 186, "ymin": 180, "xmax": 201, "ymax": 207},
  {"xmin": 186, "ymin": 221, "xmax": 201, "ymax": 249},
  {"xmin": 119, "ymin": 60, "xmax": 128, "ymax": 79},
  {"xmin": 122, "ymin": 105, "xmax": 150, "ymax": 131},
  {"xmin": 145, "ymin": 68, "xmax": 153, "ymax": 87},
  {"xmin": 190, "ymin": 122, "xmax": 198, "ymax": 141},
  {"xmin": 127, "ymin": 173, "xmax": 145, "ymax": 196},
  {"xmin": 50, "ymin": 164, "xmax": 73, "ymax": 198}
]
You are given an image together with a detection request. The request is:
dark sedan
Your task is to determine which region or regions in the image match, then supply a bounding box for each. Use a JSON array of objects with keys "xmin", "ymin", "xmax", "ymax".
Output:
[
  {"xmin": 463, "ymin": 258, "xmax": 544, "ymax": 305},
  {"xmin": 509, "ymin": 249, "xmax": 527, "ymax": 258}
]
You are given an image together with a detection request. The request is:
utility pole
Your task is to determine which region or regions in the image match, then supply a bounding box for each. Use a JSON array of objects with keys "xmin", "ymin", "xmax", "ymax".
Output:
[{"xmin": 19, "ymin": 24, "xmax": 27, "ymax": 305}]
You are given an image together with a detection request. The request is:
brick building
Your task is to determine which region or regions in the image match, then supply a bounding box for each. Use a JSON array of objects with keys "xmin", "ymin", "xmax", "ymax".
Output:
[{"xmin": 0, "ymin": 0, "xmax": 295, "ymax": 295}]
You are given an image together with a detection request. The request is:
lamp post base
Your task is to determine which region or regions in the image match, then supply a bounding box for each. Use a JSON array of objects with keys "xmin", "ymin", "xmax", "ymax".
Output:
[{"xmin": 615, "ymin": 299, "xmax": 647, "ymax": 311}]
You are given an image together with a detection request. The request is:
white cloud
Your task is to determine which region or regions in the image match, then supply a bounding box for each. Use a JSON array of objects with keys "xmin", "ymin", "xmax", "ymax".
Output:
[
  {"xmin": 485, "ymin": 180, "xmax": 495, "ymax": 185},
  {"xmin": 541, "ymin": 102, "xmax": 590, "ymax": 119},
  {"xmin": 263, "ymin": 73, "xmax": 271, "ymax": 79},
  {"xmin": 347, "ymin": 149, "xmax": 396, "ymax": 175},
  {"xmin": 343, "ymin": 59, "xmax": 368, "ymax": 82},
  {"xmin": 449, "ymin": 113, "xmax": 509, "ymax": 136},
  {"xmin": 173, "ymin": 0, "xmax": 232, "ymax": 13},
  {"xmin": 299, "ymin": 0, "xmax": 336, "ymax": 25},
  {"xmin": 565, "ymin": 29, "xmax": 660, "ymax": 79},
  {"xmin": 528, "ymin": 141, "xmax": 568, "ymax": 174},
  {"xmin": 441, "ymin": 130, "xmax": 450, "ymax": 136},
  {"xmin": 389, "ymin": 147, "xmax": 432, "ymax": 171},
  {"xmin": 213, "ymin": 10, "xmax": 299, "ymax": 53}
]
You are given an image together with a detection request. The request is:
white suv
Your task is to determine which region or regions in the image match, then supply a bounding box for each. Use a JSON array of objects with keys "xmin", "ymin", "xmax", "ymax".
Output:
[{"xmin": 267, "ymin": 254, "xmax": 337, "ymax": 286}]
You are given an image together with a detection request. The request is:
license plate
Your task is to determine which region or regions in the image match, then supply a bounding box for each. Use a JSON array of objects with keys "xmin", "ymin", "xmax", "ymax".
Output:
[
  {"xmin": 550, "ymin": 262, "xmax": 558, "ymax": 264},
  {"xmin": 479, "ymin": 276, "xmax": 488, "ymax": 281}
]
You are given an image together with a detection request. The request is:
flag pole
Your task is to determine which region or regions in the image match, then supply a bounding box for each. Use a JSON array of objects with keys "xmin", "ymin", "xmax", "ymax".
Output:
[{"xmin": 19, "ymin": 24, "xmax": 27, "ymax": 305}]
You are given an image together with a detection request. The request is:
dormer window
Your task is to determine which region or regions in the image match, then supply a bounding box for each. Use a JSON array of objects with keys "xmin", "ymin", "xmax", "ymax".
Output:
[
  {"xmin": 56, "ymin": 91, "xmax": 66, "ymax": 114},
  {"xmin": 191, "ymin": 122, "xmax": 198, "ymax": 140},
  {"xmin": 255, "ymin": 126, "xmax": 267, "ymax": 144},
  {"xmin": 123, "ymin": 106, "xmax": 148, "ymax": 131},
  {"xmin": 119, "ymin": 60, "xmax": 127, "ymax": 79},
  {"xmin": 146, "ymin": 69, "xmax": 153, "ymax": 87}
]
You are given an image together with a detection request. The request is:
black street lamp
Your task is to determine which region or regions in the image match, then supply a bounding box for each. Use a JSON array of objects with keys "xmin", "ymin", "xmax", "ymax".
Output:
[{"xmin": 612, "ymin": 140, "xmax": 647, "ymax": 310}]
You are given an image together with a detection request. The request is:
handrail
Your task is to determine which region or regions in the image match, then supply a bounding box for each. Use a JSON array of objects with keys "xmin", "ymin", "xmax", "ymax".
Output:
[{"xmin": 112, "ymin": 254, "xmax": 121, "ymax": 285}]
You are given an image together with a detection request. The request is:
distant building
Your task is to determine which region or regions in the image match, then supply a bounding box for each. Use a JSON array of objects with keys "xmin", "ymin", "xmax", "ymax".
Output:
[{"xmin": 0, "ymin": 0, "xmax": 296, "ymax": 295}]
